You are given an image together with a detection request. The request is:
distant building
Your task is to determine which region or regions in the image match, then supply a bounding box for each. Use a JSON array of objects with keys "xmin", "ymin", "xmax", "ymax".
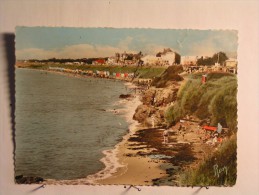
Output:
[
  {"xmin": 181, "ymin": 56, "xmax": 199, "ymax": 66},
  {"xmin": 93, "ymin": 59, "xmax": 106, "ymax": 65},
  {"xmin": 114, "ymin": 51, "xmax": 143, "ymax": 65},
  {"xmin": 142, "ymin": 55, "xmax": 158, "ymax": 65},
  {"xmin": 156, "ymin": 48, "xmax": 181, "ymax": 65},
  {"xmin": 225, "ymin": 58, "xmax": 237, "ymax": 74},
  {"xmin": 107, "ymin": 57, "xmax": 115, "ymax": 65},
  {"xmin": 225, "ymin": 58, "xmax": 237, "ymax": 68}
]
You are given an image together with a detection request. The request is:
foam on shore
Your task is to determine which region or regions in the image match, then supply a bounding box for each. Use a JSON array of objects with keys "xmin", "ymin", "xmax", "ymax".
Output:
[
  {"xmin": 85, "ymin": 82, "xmax": 141, "ymax": 184},
  {"xmin": 42, "ymin": 82, "xmax": 141, "ymax": 185}
]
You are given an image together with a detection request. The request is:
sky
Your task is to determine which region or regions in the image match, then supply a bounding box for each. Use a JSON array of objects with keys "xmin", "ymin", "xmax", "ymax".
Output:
[{"xmin": 16, "ymin": 27, "xmax": 238, "ymax": 60}]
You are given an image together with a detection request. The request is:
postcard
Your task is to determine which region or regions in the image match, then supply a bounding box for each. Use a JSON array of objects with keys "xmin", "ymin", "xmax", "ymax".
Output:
[{"xmin": 15, "ymin": 27, "xmax": 237, "ymax": 186}]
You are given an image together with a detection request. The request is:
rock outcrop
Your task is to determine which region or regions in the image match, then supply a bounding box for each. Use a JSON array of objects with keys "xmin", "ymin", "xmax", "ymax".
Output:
[
  {"xmin": 15, "ymin": 175, "xmax": 44, "ymax": 184},
  {"xmin": 133, "ymin": 66, "xmax": 184, "ymax": 128}
]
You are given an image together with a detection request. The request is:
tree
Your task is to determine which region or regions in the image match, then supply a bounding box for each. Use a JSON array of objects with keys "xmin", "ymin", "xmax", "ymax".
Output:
[
  {"xmin": 197, "ymin": 52, "xmax": 229, "ymax": 66},
  {"xmin": 212, "ymin": 52, "xmax": 228, "ymax": 65}
]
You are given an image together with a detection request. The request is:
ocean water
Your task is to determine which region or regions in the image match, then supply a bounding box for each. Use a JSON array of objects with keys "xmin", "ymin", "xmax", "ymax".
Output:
[{"xmin": 15, "ymin": 68, "xmax": 130, "ymax": 180}]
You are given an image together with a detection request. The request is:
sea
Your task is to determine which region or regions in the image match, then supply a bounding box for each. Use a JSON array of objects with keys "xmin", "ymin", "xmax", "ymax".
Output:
[{"xmin": 15, "ymin": 68, "xmax": 131, "ymax": 180}]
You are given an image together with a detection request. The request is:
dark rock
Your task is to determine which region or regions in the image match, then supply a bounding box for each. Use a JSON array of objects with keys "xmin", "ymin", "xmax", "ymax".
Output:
[
  {"xmin": 142, "ymin": 89, "xmax": 156, "ymax": 105},
  {"xmin": 15, "ymin": 175, "xmax": 23, "ymax": 180},
  {"xmin": 15, "ymin": 175, "xmax": 44, "ymax": 184},
  {"xmin": 119, "ymin": 94, "xmax": 132, "ymax": 99},
  {"xmin": 133, "ymin": 105, "xmax": 156, "ymax": 123}
]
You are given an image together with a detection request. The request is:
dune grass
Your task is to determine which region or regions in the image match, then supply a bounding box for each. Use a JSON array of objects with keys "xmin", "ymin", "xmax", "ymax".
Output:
[
  {"xmin": 179, "ymin": 135, "xmax": 237, "ymax": 186},
  {"xmin": 165, "ymin": 72, "xmax": 237, "ymax": 131}
]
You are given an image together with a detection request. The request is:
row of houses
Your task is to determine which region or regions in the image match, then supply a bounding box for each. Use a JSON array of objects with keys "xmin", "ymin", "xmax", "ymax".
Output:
[
  {"xmin": 22, "ymin": 47, "xmax": 237, "ymax": 68},
  {"xmin": 184, "ymin": 61, "xmax": 237, "ymax": 74},
  {"xmin": 100, "ymin": 49, "xmax": 237, "ymax": 68},
  {"xmin": 48, "ymin": 67, "xmax": 135, "ymax": 79}
]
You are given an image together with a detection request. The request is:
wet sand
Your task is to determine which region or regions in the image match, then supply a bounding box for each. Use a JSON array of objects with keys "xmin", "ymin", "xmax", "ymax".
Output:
[
  {"xmin": 97, "ymin": 117, "xmax": 214, "ymax": 186},
  {"xmin": 96, "ymin": 126, "xmax": 168, "ymax": 185}
]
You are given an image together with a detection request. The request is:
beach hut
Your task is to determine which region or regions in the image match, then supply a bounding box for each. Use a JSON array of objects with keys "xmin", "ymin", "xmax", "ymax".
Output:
[
  {"xmin": 116, "ymin": 73, "xmax": 121, "ymax": 77},
  {"xmin": 202, "ymin": 74, "xmax": 207, "ymax": 84}
]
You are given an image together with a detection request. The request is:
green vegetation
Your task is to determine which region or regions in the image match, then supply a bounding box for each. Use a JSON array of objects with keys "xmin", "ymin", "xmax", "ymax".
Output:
[
  {"xmin": 179, "ymin": 135, "xmax": 237, "ymax": 186},
  {"xmin": 158, "ymin": 68, "xmax": 237, "ymax": 186},
  {"xmin": 165, "ymin": 72, "xmax": 237, "ymax": 131},
  {"xmin": 24, "ymin": 63, "xmax": 167, "ymax": 79}
]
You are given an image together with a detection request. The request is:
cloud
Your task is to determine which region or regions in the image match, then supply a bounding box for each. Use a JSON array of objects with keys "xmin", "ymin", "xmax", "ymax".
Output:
[
  {"xmin": 185, "ymin": 31, "xmax": 238, "ymax": 57},
  {"xmin": 16, "ymin": 36, "xmax": 139, "ymax": 60},
  {"xmin": 16, "ymin": 43, "xmax": 136, "ymax": 60},
  {"xmin": 16, "ymin": 48, "xmax": 57, "ymax": 60},
  {"xmin": 17, "ymin": 32, "xmax": 237, "ymax": 60},
  {"xmin": 16, "ymin": 41, "xmax": 171, "ymax": 60},
  {"xmin": 117, "ymin": 36, "xmax": 134, "ymax": 51},
  {"xmin": 141, "ymin": 44, "xmax": 179, "ymax": 55},
  {"xmin": 16, "ymin": 42, "xmax": 180, "ymax": 60}
]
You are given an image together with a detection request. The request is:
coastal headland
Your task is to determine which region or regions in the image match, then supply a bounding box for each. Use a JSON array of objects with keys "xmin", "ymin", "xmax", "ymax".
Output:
[{"xmin": 15, "ymin": 63, "xmax": 237, "ymax": 186}]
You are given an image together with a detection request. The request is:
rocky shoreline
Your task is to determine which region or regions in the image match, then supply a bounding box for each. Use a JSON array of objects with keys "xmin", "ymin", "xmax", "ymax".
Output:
[{"xmin": 98, "ymin": 67, "xmax": 219, "ymax": 186}]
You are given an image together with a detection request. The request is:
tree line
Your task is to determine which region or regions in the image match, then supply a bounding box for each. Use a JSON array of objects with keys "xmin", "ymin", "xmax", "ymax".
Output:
[
  {"xmin": 26, "ymin": 57, "xmax": 109, "ymax": 64},
  {"xmin": 197, "ymin": 52, "xmax": 228, "ymax": 66}
]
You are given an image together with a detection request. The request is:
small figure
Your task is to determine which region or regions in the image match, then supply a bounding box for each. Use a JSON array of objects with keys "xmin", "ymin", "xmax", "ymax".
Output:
[
  {"xmin": 178, "ymin": 124, "xmax": 182, "ymax": 135},
  {"xmin": 151, "ymin": 115, "xmax": 155, "ymax": 128},
  {"xmin": 163, "ymin": 129, "xmax": 169, "ymax": 144},
  {"xmin": 182, "ymin": 132, "xmax": 185, "ymax": 140},
  {"xmin": 212, "ymin": 135, "xmax": 218, "ymax": 146}
]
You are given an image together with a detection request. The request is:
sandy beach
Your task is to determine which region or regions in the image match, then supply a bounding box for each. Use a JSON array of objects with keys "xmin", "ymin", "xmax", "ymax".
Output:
[
  {"xmin": 95, "ymin": 126, "xmax": 168, "ymax": 185},
  {"xmin": 86, "ymin": 82, "xmax": 168, "ymax": 185}
]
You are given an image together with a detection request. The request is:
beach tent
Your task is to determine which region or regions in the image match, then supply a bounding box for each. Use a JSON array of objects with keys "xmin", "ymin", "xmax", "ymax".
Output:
[{"xmin": 202, "ymin": 125, "xmax": 217, "ymax": 132}]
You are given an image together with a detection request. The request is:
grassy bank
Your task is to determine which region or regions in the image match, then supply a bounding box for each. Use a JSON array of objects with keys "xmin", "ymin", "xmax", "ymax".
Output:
[
  {"xmin": 179, "ymin": 135, "xmax": 237, "ymax": 186},
  {"xmin": 164, "ymin": 72, "xmax": 237, "ymax": 186},
  {"xmin": 19, "ymin": 63, "xmax": 167, "ymax": 79},
  {"xmin": 165, "ymin": 72, "xmax": 237, "ymax": 131}
]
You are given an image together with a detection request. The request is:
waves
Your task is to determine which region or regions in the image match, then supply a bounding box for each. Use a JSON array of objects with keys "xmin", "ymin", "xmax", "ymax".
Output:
[
  {"xmin": 15, "ymin": 69, "xmax": 136, "ymax": 182},
  {"xmin": 84, "ymin": 83, "xmax": 141, "ymax": 184}
]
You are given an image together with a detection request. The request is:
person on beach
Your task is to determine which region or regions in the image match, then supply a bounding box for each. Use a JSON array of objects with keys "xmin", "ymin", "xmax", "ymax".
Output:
[
  {"xmin": 212, "ymin": 134, "xmax": 218, "ymax": 146},
  {"xmin": 182, "ymin": 132, "xmax": 185, "ymax": 140},
  {"xmin": 151, "ymin": 115, "xmax": 155, "ymax": 128},
  {"xmin": 178, "ymin": 124, "xmax": 182, "ymax": 135},
  {"xmin": 163, "ymin": 129, "xmax": 169, "ymax": 144}
]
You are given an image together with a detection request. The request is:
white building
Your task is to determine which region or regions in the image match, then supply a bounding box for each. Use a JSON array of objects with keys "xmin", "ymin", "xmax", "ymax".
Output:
[
  {"xmin": 156, "ymin": 48, "xmax": 181, "ymax": 65},
  {"xmin": 142, "ymin": 55, "xmax": 158, "ymax": 65},
  {"xmin": 225, "ymin": 58, "xmax": 237, "ymax": 68},
  {"xmin": 181, "ymin": 56, "xmax": 199, "ymax": 65},
  {"xmin": 107, "ymin": 57, "xmax": 115, "ymax": 65}
]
